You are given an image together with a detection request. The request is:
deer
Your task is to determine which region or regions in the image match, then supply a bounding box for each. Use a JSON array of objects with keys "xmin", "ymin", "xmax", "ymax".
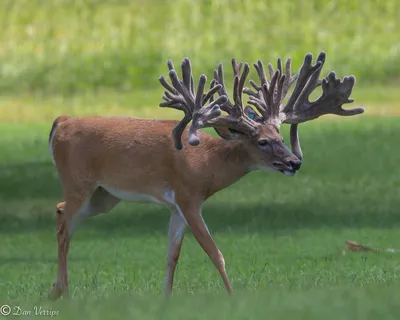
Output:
[{"xmin": 47, "ymin": 51, "xmax": 364, "ymax": 300}]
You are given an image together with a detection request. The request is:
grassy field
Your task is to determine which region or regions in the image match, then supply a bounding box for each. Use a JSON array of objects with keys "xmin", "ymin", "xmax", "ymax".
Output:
[
  {"xmin": 0, "ymin": 108, "xmax": 400, "ymax": 319},
  {"xmin": 0, "ymin": 0, "xmax": 400, "ymax": 319},
  {"xmin": 0, "ymin": 0, "xmax": 399, "ymax": 94}
]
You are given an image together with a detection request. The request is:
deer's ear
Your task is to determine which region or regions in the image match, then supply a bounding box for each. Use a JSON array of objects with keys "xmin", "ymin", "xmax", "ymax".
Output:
[
  {"xmin": 213, "ymin": 127, "xmax": 249, "ymax": 141},
  {"xmin": 244, "ymin": 106, "xmax": 264, "ymax": 123},
  {"xmin": 213, "ymin": 107, "xmax": 262, "ymax": 141}
]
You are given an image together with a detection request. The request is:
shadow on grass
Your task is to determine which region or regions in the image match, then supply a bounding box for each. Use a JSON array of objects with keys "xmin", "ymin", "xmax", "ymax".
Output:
[
  {"xmin": 0, "ymin": 256, "xmax": 87, "ymax": 267},
  {"xmin": 0, "ymin": 161, "xmax": 60, "ymax": 199},
  {"xmin": 1, "ymin": 119, "xmax": 399, "ymax": 236},
  {"xmin": 1, "ymin": 196, "xmax": 399, "ymax": 236}
]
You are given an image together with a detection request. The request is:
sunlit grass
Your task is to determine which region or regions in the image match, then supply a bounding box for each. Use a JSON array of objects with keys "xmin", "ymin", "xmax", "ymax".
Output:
[
  {"xmin": 0, "ymin": 84, "xmax": 399, "ymax": 124},
  {"xmin": 0, "ymin": 116, "xmax": 400, "ymax": 318},
  {"xmin": 0, "ymin": 0, "xmax": 398, "ymax": 94}
]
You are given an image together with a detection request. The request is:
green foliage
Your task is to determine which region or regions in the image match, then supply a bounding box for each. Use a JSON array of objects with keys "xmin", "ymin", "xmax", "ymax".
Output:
[
  {"xmin": 0, "ymin": 117, "xmax": 400, "ymax": 318},
  {"xmin": 0, "ymin": 0, "xmax": 399, "ymax": 94}
]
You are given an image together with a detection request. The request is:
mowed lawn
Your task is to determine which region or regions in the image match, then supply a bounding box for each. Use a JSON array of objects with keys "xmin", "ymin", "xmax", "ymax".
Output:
[{"xmin": 0, "ymin": 111, "xmax": 399, "ymax": 319}]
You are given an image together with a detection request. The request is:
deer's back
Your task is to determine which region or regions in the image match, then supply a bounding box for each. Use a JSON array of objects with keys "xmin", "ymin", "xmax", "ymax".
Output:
[{"xmin": 51, "ymin": 116, "xmax": 216, "ymax": 197}]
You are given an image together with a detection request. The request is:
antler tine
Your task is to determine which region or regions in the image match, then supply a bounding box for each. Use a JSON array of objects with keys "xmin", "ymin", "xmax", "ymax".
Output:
[
  {"xmin": 213, "ymin": 62, "xmax": 232, "ymax": 112},
  {"xmin": 213, "ymin": 59, "xmax": 251, "ymax": 119},
  {"xmin": 160, "ymin": 57, "xmax": 261, "ymax": 148},
  {"xmin": 167, "ymin": 60, "xmax": 175, "ymax": 71},
  {"xmin": 281, "ymin": 58, "xmax": 299, "ymax": 99},
  {"xmin": 267, "ymin": 60, "xmax": 278, "ymax": 80},
  {"xmin": 276, "ymin": 51, "xmax": 364, "ymax": 160},
  {"xmin": 181, "ymin": 58, "xmax": 194, "ymax": 95},
  {"xmin": 188, "ymin": 74, "xmax": 227, "ymax": 146},
  {"xmin": 282, "ymin": 52, "xmax": 325, "ymax": 114},
  {"xmin": 232, "ymin": 58, "xmax": 249, "ymax": 115},
  {"xmin": 202, "ymin": 78, "xmax": 218, "ymax": 104},
  {"xmin": 243, "ymin": 56, "xmax": 299, "ymax": 117},
  {"xmin": 232, "ymin": 59, "xmax": 244, "ymax": 83},
  {"xmin": 203, "ymin": 58, "xmax": 259, "ymax": 139},
  {"xmin": 243, "ymin": 59, "xmax": 271, "ymax": 100},
  {"xmin": 244, "ymin": 57, "xmax": 293, "ymax": 124},
  {"xmin": 159, "ymin": 58, "xmax": 228, "ymax": 150},
  {"xmin": 254, "ymin": 60, "xmax": 269, "ymax": 88},
  {"xmin": 242, "ymin": 61, "xmax": 268, "ymax": 116},
  {"xmin": 281, "ymin": 52, "xmax": 365, "ymax": 124}
]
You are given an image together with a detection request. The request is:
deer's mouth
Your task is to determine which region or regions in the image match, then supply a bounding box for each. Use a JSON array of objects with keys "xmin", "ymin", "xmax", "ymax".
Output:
[
  {"xmin": 273, "ymin": 162, "xmax": 297, "ymax": 176},
  {"xmin": 279, "ymin": 169, "xmax": 296, "ymax": 176}
]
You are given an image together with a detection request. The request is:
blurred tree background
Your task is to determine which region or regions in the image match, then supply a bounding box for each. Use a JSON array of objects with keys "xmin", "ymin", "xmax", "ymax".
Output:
[{"xmin": 0, "ymin": 0, "xmax": 398, "ymax": 96}]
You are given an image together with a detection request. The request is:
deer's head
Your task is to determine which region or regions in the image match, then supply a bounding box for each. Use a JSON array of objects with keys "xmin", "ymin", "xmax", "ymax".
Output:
[
  {"xmin": 158, "ymin": 52, "xmax": 364, "ymax": 176},
  {"xmin": 234, "ymin": 120, "xmax": 301, "ymax": 176}
]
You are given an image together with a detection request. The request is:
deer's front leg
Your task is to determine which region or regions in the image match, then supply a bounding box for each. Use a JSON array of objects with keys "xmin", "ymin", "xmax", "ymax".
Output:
[
  {"xmin": 164, "ymin": 210, "xmax": 187, "ymax": 296},
  {"xmin": 180, "ymin": 202, "xmax": 233, "ymax": 294}
]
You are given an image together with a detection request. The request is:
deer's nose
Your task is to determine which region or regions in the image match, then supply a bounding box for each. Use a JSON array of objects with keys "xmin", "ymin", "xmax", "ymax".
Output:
[{"xmin": 289, "ymin": 159, "xmax": 302, "ymax": 171}]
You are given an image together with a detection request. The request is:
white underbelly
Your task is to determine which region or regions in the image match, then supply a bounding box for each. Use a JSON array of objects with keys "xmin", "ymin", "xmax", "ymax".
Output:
[
  {"xmin": 99, "ymin": 185, "xmax": 187, "ymax": 224},
  {"xmin": 101, "ymin": 185, "xmax": 164, "ymax": 205}
]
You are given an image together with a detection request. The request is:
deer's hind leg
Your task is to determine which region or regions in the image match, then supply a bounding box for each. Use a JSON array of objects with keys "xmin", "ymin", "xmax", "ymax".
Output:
[{"xmin": 48, "ymin": 186, "xmax": 120, "ymax": 300}]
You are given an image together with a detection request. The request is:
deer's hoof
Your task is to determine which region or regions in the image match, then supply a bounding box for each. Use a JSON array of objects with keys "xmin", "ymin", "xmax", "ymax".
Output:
[{"xmin": 47, "ymin": 283, "xmax": 68, "ymax": 301}]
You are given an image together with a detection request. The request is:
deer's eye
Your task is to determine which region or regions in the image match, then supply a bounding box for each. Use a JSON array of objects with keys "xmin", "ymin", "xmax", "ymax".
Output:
[{"xmin": 258, "ymin": 139, "xmax": 269, "ymax": 147}]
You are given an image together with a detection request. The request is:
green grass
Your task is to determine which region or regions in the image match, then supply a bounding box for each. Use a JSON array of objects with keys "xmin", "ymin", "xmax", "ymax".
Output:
[
  {"xmin": 1, "ymin": 115, "xmax": 400, "ymax": 319},
  {"xmin": 0, "ymin": 82, "xmax": 400, "ymax": 124},
  {"xmin": 0, "ymin": 0, "xmax": 399, "ymax": 94},
  {"xmin": 0, "ymin": 1, "xmax": 400, "ymax": 317}
]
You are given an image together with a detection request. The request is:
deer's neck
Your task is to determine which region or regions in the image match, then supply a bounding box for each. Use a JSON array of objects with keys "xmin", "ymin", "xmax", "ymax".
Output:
[{"xmin": 198, "ymin": 137, "xmax": 252, "ymax": 199}]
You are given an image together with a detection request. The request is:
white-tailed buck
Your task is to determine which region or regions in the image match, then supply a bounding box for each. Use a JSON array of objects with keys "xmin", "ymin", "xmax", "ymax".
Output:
[{"xmin": 47, "ymin": 52, "xmax": 364, "ymax": 300}]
